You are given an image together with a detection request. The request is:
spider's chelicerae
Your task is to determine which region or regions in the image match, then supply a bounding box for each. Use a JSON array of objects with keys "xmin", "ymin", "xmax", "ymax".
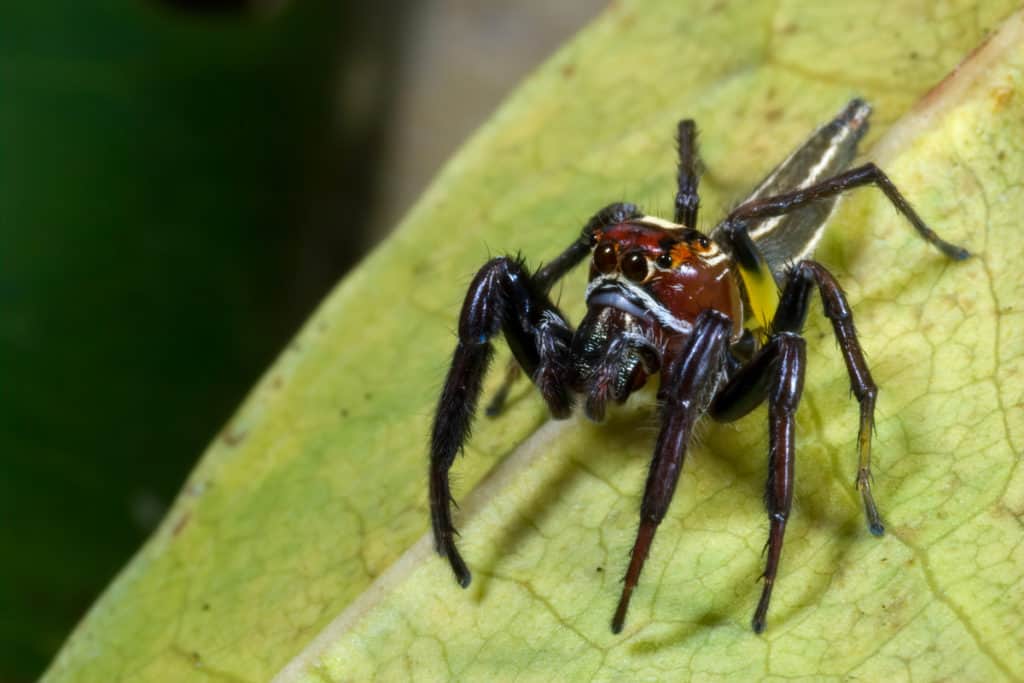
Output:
[{"xmin": 428, "ymin": 99, "xmax": 967, "ymax": 633}]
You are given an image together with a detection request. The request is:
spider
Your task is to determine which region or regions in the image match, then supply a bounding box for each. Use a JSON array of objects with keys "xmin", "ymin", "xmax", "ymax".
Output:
[{"xmin": 428, "ymin": 99, "xmax": 968, "ymax": 634}]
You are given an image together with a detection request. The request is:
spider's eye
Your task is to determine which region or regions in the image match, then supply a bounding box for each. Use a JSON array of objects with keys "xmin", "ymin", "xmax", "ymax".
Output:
[
  {"xmin": 695, "ymin": 235, "xmax": 711, "ymax": 250},
  {"xmin": 656, "ymin": 253, "xmax": 673, "ymax": 268},
  {"xmin": 621, "ymin": 251, "xmax": 649, "ymax": 282},
  {"xmin": 594, "ymin": 243, "xmax": 617, "ymax": 273}
]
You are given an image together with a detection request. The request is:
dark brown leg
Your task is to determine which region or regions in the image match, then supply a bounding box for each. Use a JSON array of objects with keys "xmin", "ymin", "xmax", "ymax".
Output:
[
  {"xmin": 724, "ymin": 162, "xmax": 969, "ymax": 261},
  {"xmin": 710, "ymin": 331, "xmax": 806, "ymax": 633},
  {"xmin": 430, "ymin": 256, "xmax": 575, "ymax": 588},
  {"xmin": 710, "ymin": 256, "xmax": 892, "ymax": 631},
  {"xmin": 674, "ymin": 120, "xmax": 701, "ymax": 227},
  {"xmin": 611, "ymin": 309, "xmax": 733, "ymax": 633},
  {"xmin": 775, "ymin": 260, "xmax": 884, "ymax": 535},
  {"xmin": 752, "ymin": 333, "xmax": 805, "ymax": 633}
]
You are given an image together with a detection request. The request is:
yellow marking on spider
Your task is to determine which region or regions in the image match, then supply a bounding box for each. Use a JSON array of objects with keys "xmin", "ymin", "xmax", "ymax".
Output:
[{"xmin": 737, "ymin": 249, "xmax": 780, "ymax": 339}]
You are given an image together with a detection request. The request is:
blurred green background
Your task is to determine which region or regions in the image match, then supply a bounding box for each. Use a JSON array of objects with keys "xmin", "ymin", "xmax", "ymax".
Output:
[
  {"xmin": 0, "ymin": 1, "xmax": 604, "ymax": 679},
  {"xmin": 0, "ymin": 2, "xmax": 398, "ymax": 678}
]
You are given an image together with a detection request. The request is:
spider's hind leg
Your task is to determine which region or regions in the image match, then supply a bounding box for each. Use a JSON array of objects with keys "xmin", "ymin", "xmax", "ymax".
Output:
[
  {"xmin": 772, "ymin": 260, "xmax": 885, "ymax": 536},
  {"xmin": 431, "ymin": 256, "xmax": 575, "ymax": 588}
]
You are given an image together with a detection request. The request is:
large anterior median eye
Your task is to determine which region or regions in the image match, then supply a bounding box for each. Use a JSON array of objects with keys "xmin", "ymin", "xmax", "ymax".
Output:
[
  {"xmin": 621, "ymin": 250, "xmax": 649, "ymax": 282},
  {"xmin": 594, "ymin": 243, "xmax": 617, "ymax": 273}
]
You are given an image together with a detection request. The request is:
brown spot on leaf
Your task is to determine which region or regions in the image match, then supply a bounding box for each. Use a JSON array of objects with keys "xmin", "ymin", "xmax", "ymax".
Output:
[
  {"xmin": 991, "ymin": 86, "xmax": 1014, "ymax": 110},
  {"xmin": 172, "ymin": 513, "xmax": 191, "ymax": 537},
  {"xmin": 221, "ymin": 426, "xmax": 247, "ymax": 446}
]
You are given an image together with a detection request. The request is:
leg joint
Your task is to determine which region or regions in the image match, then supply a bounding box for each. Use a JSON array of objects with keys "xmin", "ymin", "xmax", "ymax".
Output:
[
  {"xmin": 790, "ymin": 259, "xmax": 854, "ymax": 322},
  {"xmin": 458, "ymin": 256, "xmax": 526, "ymax": 342}
]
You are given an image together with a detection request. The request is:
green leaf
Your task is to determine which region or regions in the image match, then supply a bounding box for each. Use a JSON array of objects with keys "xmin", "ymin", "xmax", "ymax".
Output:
[{"xmin": 45, "ymin": 2, "xmax": 1024, "ymax": 681}]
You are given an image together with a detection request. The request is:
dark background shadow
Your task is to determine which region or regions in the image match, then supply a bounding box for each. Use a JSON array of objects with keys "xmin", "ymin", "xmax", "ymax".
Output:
[{"xmin": 0, "ymin": 1, "xmax": 605, "ymax": 679}]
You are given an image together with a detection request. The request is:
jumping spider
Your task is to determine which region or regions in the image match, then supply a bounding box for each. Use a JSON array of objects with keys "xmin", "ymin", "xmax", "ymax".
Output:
[{"xmin": 429, "ymin": 99, "xmax": 967, "ymax": 633}]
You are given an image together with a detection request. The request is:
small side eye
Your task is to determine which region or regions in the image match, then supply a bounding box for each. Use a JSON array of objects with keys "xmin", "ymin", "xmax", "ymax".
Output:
[
  {"xmin": 695, "ymin": 235, "xmax": 711, "ymax": 250},
  {"xmin": 656, "ymin": 253, "xmax": 673, "ymax": 268},
  {"xmin": 622, "ymin": 251, "xmax": 649, "ymax": 282},
  {"xmin": 594, "ymin": 243, "xmax": 617, "ymax": 273}
]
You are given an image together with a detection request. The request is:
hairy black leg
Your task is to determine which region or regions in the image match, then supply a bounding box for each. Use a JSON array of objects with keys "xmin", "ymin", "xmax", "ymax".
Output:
[
  {"xmin": 709, "ymin": 333, "xmax": 806, "ymax": 633},
  {"xmin": 487, "ymin": 202, "xmax": 643, "ymax": 416},
  {"xmin": 430, "ymin": 256, "xmax": 575, "ymax": 587},
  {"xmin": 724, "ymin": 162, "xmax": 969, "ymax": 261},
  {"xmin": 674, "ymin": 119, "xmax": 701, "ymax": 227},
  {"xmin": 611, "ymin": 310, "xmax": 733, "ymax": 633},
  {"xmin": 775, "ymin": 260, "xmax": 885, "ymax": 536}
]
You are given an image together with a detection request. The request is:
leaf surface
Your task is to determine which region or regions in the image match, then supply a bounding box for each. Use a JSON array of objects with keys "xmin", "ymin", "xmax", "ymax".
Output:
[{"xmin": 45, "ymin": 2, "xmax": 1024, "ymax": 682}]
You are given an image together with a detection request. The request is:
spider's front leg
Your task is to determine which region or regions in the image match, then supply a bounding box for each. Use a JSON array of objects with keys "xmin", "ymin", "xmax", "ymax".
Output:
[
  {"xmin": 484, "ymin": 202, "xmax": 643, "ymax": 416},
  {"xmin": 611, "ymin": 309, "xmax": 733, "ymax": 633},
  {"xmin": 430, "ymin": 256, "xmax": 575, "ymax": 588}
]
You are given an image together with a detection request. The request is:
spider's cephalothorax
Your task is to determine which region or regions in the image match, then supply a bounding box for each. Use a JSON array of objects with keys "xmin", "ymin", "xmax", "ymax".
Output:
[
  {"xmin": 572, "ymin": 217, "xmax": 742, "ymax": 421},
  {"xmin": 428, "ymin": 100, "xmax": 968, "ymax": 634}
]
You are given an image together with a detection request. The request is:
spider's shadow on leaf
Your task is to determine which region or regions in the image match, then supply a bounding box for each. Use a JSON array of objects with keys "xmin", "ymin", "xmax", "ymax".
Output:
[{"xmin": 468, "ymin": 404, "xmax": 661, "ymax": 601}]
